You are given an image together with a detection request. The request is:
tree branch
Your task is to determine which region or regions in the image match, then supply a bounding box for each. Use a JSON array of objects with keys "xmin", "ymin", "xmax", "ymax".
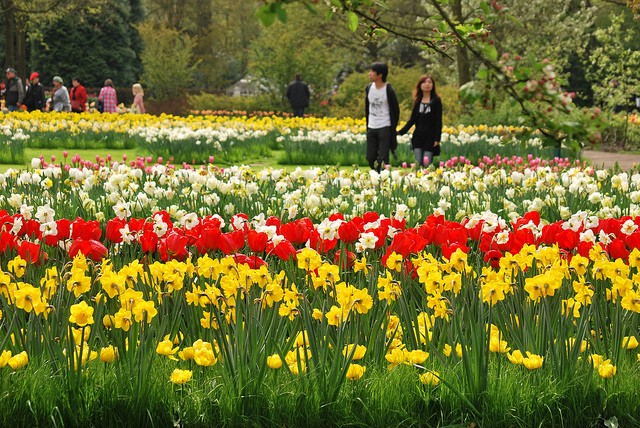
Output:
[{"xmin": 339, "ymin": 1, "xmax": 455, "ymax": 61}]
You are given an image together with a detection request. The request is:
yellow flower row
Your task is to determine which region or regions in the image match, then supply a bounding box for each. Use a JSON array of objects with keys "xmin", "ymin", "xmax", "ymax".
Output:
[{"xmin": 1, "ymin": 110, "xmax": 527, "ymax": 136}]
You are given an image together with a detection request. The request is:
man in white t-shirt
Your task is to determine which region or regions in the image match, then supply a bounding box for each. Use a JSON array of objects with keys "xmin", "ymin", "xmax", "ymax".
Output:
[{"xmin": 365, "ymin": 62, "xmax": 400, "ymax": 172}]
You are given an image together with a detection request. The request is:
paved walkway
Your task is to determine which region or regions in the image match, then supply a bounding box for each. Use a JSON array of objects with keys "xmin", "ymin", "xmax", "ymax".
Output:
[{"xmin": 582, "ymin": 150, "xmax": 640, "ymax": 171}]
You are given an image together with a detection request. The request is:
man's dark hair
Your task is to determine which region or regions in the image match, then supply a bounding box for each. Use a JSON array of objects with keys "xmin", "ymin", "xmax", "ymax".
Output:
[
  {"xmin": 370, "ymin": 62, "xmax": 389, "ymax": 82},
  {"xmin": 295, "ymin": 74, "xmax": 302, "ymax": 80}
]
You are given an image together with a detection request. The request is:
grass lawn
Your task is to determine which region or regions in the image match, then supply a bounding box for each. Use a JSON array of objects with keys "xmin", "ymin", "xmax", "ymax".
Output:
[
  {"xmin": 0, "ymin": 148, "xmax": 364, "ymax": 173},
  {"xmin": 0, "ymin": 148, "xmax": 140, "ymax": 173}
]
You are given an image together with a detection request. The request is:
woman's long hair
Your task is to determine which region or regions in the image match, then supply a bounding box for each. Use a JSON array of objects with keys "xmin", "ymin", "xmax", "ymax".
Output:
[{"xmin": 412, "ymin": 75, "xmax": 439, "ymax": 109}]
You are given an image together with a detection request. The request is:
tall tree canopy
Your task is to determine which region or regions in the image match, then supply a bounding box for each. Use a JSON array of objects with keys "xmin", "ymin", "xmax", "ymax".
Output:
[{"xmin": 31, "ymin": 0, "xmax": 142, "ymax": 87}]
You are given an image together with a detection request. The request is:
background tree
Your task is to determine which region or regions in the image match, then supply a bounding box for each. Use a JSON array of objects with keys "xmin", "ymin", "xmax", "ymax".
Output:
[
  {"xmin": 142, "ymin": 0, "xmax": 261, "ymax": 90},
  {"xmin": 587, "ymin": 12, "xmax": 640, "ymax": 110},
  {"xmin": 249, "ymin": 5, "xmax": 345, "ymax": 106},
  {"xmin": 26, "ymin": 0, "xmax": 142, "ymax": 88},
  {"xmin": 1, "ymin": 0, "xmax": 110, "ymax": 79},
  {"xmin": 138, "ymin": 22, "xmax": 200, "ymax": 101}
]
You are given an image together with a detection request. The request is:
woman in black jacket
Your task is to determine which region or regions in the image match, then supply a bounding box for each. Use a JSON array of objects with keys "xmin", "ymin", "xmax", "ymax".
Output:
[{"xmin": 397, "ymin": 75, "xmax": 442, "ymax": 167}]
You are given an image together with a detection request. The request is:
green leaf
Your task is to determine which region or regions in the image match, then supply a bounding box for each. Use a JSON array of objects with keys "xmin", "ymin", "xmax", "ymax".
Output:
[
  {"xmin": 324, "ymin": 10, "xmax": 334, "ymax": 21},
  {"xmin": 459, "ymin": 81, "xmax": 484, "ymax": 104},
  {"xmin": 372, "ymin": 28, "xmax": 387, "ymax": 37},
  {"xmin": 476, "ymin": 68, "xmax": 488, "ymax": 80},
  {"xmin": 482, "ymin": 43, "xmax": 498, "ymax": 62},
  {"xmin": 274, "ymin": 3, "xmax": 287, "ymax": 23},
  {"xmin": 480, "ymin": 1, "xmax": 491, "ymax": 15},
  {"xmin": 256, "ymin": 5, "xmax": 276, "ymax": 27},
  {"xmin": 347, "ymin": 11, "xmax": 359, "ymax": 32}
]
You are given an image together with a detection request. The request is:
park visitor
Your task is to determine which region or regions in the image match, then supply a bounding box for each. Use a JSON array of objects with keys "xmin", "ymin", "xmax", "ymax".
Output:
[
  {"xmin": 99, "ymin": 79, "xmax": 118, "ymax": 113},
  {"xmin": 49, "ymin": 76, "xmax": 71, "ymax": 112},
  {"xmin": 131, "ymin": 83, "xmax": 145, "ymax": 114},
  {"xmin": 364, "ymin": 62, "xmax": 400, "ymax": 172},
  {"xmin": 24, "ymin": 72, "xmax": 46, "ymax": 111},
  {"xmin": 286, "ymin": 74, "xmax": 310, "ymax": 117},
  {"xmin": 70, "ymin": 77, "xmax": 88, "ymax": 112},
  {"xmin": 4, "ymin": 67, "xmax": 24, "ymax": 112},
  {"xmin": 397, "ymin": 75, "xmax": 443, "ymax": 168}
]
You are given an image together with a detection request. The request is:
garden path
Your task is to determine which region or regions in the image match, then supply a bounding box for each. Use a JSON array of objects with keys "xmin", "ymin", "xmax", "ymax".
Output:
[{"xmin": 582, "ymin": 150, "xmax": 640, "ymax": 171}]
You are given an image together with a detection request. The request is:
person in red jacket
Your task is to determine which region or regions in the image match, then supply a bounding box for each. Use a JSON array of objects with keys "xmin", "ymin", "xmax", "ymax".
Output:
[{"xmin": 70, "ymin": 77, "xmax": 88, "ymax": 112}]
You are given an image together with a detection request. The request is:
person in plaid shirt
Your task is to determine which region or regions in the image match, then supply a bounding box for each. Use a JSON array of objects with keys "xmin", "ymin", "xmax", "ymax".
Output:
[{"xmin": 98, "ymin": 79, "xmax": 118, "ymax": 113}]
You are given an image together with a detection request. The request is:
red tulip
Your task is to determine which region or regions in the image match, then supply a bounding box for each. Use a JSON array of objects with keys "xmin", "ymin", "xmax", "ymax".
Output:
[
  {"xmin": 43, "ymin": 218, "xmax": 71, "ymax": 246},
  {"xmin": 69, "ymin": 238, "xmax": 108, "ymax": 261},
  {"xmin": 363, "ymin": 211, "xmax": 379, "ymax": 223},
  {"xmin": 158, "ymin": 230, "xmax": 189, "ymax": 261},
  {"xmin": 71, "ymin": 218, "xmax": 102, "ymax": 241},
  {"xmin": 22, "ymin": 219, "xmax": 42, "ymax": 239},
  {"xmin": 576, "ymin": 241, "xmax": 594, "ymax": 258},
  {"xmin": 626, "ymin": 231, "xmax": 640, "ymax": 250},
  {"xmin": 334, "ymin": 249, "xmax": 356, "ymax": 270},
  {"xmin": 281, "ymin": 219, "xmax": 312, "ymax": 246},
  {"xmin": 247, "ymin": 230, "xmax": 268, "ymax": 253},
  {"xmin": 194, "ymin": 226, "xmax": 221, "ymax": 254},
  {"xmin": 0, "ymin": 231, "xmax": 17, "ymax": 253},
  {"xmin": 139, "ymin": 230, "xmax": 159, "ymax": 253},
  {"xmin": 308, "ymin": 230, "xmax": 338, "ymax": 253},
  {"xmin": 273, "ymin": 240, "xmax": 296, "ymax": 261},
  {"xmin": 218, "ymin": 230, "xmax": 245, "ymax": 255},
  {"xmin": 106, "ymin": 218, "xmax": 126, "ymax": 243},
  {"xmin": 442, "ymin": 242, "xmax": 469, "ymax": 260},
  {"xmin": 265, "ymin": 216, "xmax": 281, "ymax": 231},
  {"xmin": 328, "ymin": 212, "xmax": 345, "ymax": 221},
  {"xmin": 18, "ymin": 241, "xmax": 45, "ymax": 265},
  {"xmin": 232, "ymin": 253, "xmax": 267, "ymax": 268},
  {"xmin": 338, "ymin": 221, "xmax": 360, "ymax": 244},
  {"xmin": 484, "ymin": 249, "xmax": 503, "ymax": 269},
  {"xmin": 556, "ymin": 229, "xmax": 579, "ymax": 251},
  {"xmin": 608, "ymin": 238, "xmax": 629, "ymax": 260}
]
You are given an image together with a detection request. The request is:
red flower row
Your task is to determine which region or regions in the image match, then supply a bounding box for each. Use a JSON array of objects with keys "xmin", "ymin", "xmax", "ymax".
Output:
[{"xmin": 1, "ymin": 209, "xmax": 639, "ymax": 267}]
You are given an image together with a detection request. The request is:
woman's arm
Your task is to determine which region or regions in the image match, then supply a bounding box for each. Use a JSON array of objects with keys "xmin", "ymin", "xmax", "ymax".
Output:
[
  {"xmin": 397, "ymin": 103, "xmax": 418, "ymax": 135},
  {"xmin": 433, "ymin": 97, "xmax": 443, "ymax": 144}
]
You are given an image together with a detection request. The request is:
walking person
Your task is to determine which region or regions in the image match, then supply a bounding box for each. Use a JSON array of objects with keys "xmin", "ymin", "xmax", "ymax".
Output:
[
  {"xmin": 48, "ymin": 76, "xmax": 71, "ymax": 112},
  {"xmin": 4, "ymin": 67, "xmax": 24, "ymax": 112},
  {"xmin": 70, "ymin": 78, "xmax": 88, "ymax": 112},
  {"xmin": 98, "ymin": 79, "xmax": 118, "ymax": 113},
  {"xmin": 24, "ymin": 72, "xmax": 46, "ymax": 111},
  {"xmin": 285, "ymin": 74, "xmax": 310, "ymax": 117},
  {"xmin": 397, "ymin": 75, "xmax": 442, "ymax": 168},
  {"xmin": 365, "ymin": 62, "xmax": 400, "ymax": 172},
  {"xmin": 131, "ymin": 83, "xmax": 145, "ymax": 114}
]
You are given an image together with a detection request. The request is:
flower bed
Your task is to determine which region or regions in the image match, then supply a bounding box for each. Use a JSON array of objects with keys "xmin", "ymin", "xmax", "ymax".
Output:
[
  {"xmin": 1, "ymin": 111, "xmax": 567, "ymax": 165},
  {"xmin": 0, "ymin": 158, "xmax": 639, "ymax": 426}
]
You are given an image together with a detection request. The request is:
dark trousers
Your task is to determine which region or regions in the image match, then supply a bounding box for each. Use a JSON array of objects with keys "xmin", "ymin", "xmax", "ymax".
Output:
[
  {"xmin": 293, "ymin": 107, "xmax": 305, "ymax": 117},
  {"xmin": 366, "ymin": 127, "xmax": 391, "ymax": 171}
]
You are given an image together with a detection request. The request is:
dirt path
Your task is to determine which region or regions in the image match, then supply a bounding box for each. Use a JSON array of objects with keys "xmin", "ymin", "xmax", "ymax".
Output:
[{"xmin": 582, "ymin": 150, "xmax": 640, "ymax": 171}]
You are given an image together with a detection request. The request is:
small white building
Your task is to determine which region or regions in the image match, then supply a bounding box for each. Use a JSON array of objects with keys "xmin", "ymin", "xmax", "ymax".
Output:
[{"xmin": 226, "ymin": 76, "xmax": 268, "ymax": 97}]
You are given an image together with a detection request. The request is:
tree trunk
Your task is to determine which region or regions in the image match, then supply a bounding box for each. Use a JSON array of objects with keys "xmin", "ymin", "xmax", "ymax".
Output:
[
  {"xmin": 3, "ymin": 1, "xmax": 16, "ymax": 68},
  {"xmin": 451, "ymin": 0, "xmax": 472, "ymax": 86},
  {"xmin": 16, "ymin": 27, "xmax": 26, "ymax": 78}
]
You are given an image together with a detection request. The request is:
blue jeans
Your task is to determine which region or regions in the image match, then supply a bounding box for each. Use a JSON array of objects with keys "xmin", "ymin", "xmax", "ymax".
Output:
[
  {"xmin": 414, "ymin": 148, "xmax": 433, "ymax": 167},
  {"xmin": 6, "ymin": 105, "xmax": 18, "ymax": 112}
]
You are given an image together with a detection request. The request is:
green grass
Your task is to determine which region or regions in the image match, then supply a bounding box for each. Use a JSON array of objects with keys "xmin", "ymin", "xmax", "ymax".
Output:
[
  {"xmin": 0, "ymin": 148, "xmax": 140, "ymax": 173},
  {"xmin": 0, "ymin": 148, "xmax": 363, "ymax": 173},
  {"xmin": 1, "ymin": 359, "xmax": 638, "ymax": 427}
]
